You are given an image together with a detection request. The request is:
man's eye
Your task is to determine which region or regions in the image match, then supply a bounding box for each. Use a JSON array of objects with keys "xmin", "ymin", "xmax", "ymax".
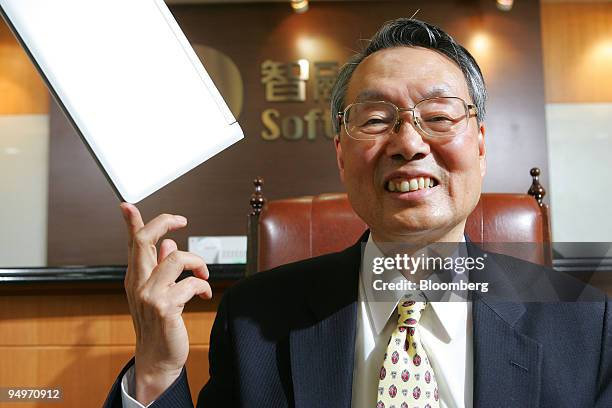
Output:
[
  {"xmin": 364, "ymin": 118, "xmax": 386, "ymax": 125},
  {"xmin": 425, "ymin": 115, "xmax": 453, "ymax": 123}
]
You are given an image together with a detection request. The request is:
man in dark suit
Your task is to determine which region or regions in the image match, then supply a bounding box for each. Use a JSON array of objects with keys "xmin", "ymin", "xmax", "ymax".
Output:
[{"xmin": 104, "ymin": 18, "xmax": 611, "ymax": 407}]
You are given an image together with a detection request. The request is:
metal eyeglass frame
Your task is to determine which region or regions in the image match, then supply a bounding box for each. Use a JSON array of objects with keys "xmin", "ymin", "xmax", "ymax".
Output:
[{"xmin": 337, "ymin": 96, "xmax": 478, "ymax": 140}]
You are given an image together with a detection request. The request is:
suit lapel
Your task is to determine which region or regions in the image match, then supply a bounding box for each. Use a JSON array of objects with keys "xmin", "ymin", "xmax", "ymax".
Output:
[
  {"xmin": 472, "ymin": 297, "xmax": 542, "ymax": 408},
  {"xmin": 468, "ymin": 242, "xmax": 543, "ymax": 408},
  {"xmin": 290, "ymin": 302, "xmax": 358, "ymax": 408},
  {"xmin": 289, "ymin": 232, "xmax": 366, "ymax": 408}
]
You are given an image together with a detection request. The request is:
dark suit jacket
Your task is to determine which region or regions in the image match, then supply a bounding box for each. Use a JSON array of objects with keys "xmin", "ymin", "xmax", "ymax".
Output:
[{"xmin": 104, "ymin": 233, "xmax": 612, "ymax": 408}]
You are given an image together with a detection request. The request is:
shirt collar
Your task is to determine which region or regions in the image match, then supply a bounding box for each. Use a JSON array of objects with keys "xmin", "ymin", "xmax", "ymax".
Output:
[{"xmin": 360, "ymin": 233, "xmax": 468, "ymax": 340}]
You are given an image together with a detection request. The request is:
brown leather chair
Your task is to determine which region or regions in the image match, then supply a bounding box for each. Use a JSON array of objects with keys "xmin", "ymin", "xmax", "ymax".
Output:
[{"xmin": 247, "ymin": 168, "xmax": 552, "ymax": 274}]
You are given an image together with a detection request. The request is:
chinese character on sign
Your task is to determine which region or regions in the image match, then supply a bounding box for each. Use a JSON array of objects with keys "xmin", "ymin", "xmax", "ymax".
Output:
[
  {"xmin": 313, "ymin": 61, "xmax": 339, "ymax": 102},
  {"xmin": 261, "ymin": 59, "xmax": 310, "ymax": 102}
]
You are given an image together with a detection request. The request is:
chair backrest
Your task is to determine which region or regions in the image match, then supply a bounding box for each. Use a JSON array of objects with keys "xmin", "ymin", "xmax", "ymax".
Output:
[{"xmin": 247, "ymin": 169, "xmax": 552, "ymax": 273}]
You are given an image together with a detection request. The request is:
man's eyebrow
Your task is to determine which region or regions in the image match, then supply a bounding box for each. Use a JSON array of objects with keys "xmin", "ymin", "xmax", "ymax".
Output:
[
  {"xmin": 354, "ymin": 90, "xmax": 387, "ymax": 102},
  {"xmin": 420, "ymin": 86, "xmax": 454, "ymax": 99},
  {"xmin": 353, "ymin": 86, "xmax": 456, "ymax": 104}
]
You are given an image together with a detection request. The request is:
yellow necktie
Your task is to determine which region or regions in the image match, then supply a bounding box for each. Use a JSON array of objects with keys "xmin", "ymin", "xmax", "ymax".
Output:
[{"xmin": 376, "ymin": 296, "xmax": 440, "ymax": 408}]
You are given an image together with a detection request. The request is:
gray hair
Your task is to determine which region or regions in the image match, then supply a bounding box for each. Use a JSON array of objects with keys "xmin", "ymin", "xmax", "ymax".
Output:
[{"xmin": 330, "ymin": 18, "xmax": 487, "ymax": 134}]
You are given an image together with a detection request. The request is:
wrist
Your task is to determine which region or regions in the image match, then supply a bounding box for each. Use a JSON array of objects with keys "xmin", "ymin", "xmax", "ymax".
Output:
[{"xmin": 134, "ymin": 361, "xmax": 182, "ymax": 405}]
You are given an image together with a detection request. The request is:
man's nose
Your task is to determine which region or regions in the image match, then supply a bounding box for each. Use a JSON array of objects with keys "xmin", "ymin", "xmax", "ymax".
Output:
[{"xmin": 384, "ymin": 116, "xmax": 431, "ymax": 162}]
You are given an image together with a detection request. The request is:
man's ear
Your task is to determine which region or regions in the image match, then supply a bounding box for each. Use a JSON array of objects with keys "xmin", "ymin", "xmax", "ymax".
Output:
[
  {"xmin": 478, "ymin": 123, "xmax": 486, "ymax": 178},
  {"xmin": 334, "ymin": 135, "xmax": 345, "ymax": 183}
]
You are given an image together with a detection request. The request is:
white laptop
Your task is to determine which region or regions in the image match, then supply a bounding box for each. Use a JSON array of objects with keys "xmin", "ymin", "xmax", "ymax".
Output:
[{"xmin": 0, "ymin": 0, "xmax": 244, "ymax": 203}]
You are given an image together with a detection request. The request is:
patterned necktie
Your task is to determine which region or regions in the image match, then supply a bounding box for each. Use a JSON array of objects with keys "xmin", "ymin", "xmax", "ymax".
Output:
[{"xmin": 376, "ymin": 296, "xmax": 440, "ymax": 408}]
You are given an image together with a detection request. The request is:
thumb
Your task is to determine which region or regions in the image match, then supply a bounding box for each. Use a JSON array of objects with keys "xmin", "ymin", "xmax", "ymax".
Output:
[{"xmin": 158, "ymin": 239, "xmax": 178, "ymax": 264}]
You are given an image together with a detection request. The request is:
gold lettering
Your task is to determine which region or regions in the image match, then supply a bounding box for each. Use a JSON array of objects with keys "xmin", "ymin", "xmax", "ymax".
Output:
[
  {"xmin": 282, "ymin": 116, "xmax": 303, "ymax": 140},
  {"xmin": 303, "ymin": 109, "xmax": 322, "ymax": 141},
  {"xmin": 261, "ymin": 109, "xmax": 280, "ymax": 140},
  {"xmin": 262, "ymin": 108, "xmax": 336, "ymax": 141}
]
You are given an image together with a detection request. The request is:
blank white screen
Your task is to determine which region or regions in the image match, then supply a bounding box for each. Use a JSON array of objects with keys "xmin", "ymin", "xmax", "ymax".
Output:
[{"xmin": 1, "ymin": 0, "xmax": 243, "ymax": 202}]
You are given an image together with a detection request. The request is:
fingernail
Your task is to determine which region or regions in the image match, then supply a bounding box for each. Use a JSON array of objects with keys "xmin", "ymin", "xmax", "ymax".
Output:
[{"xmin": 174, "ymin": 215, "xmax": 187, "ymax": 224}]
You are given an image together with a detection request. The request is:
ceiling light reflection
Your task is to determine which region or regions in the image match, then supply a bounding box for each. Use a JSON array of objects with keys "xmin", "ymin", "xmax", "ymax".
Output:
[{"xmin": 291, "ymin": 0, "xmax": 308, "ymax": 14}]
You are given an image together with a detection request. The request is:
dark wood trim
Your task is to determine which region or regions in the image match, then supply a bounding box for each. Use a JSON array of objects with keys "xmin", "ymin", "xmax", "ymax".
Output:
[
  {"xmin": 0, "ymin": 264, "xmax": 244, "ymax": 285},
  {"xmin": 527, "ymin": 167, "xmax": 553, "ymax": 266},
  {"xmin": 246, "ymin": 177, "xmax": 265, "ymax": 276},
  {"xmin": 553, "ymin": 257, "xmax": 612, "ymax": 273},
  {"xmin": 1, "ymin": 257, "xmax": 609, "ymax": 296}
]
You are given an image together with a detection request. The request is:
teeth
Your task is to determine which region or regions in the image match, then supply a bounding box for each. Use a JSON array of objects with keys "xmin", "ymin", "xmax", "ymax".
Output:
[
  {"xmin": 386, "ymin": 177, "xmax": 437, "ymax": 193},
  {"xmin": 409, "ymin": 179, "xmax": 418, "ymax": 191}
]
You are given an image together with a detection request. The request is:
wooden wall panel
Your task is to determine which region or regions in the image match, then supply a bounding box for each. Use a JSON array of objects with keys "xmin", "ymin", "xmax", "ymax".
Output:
[
  {"xmin": 541, "ymin": 2, "xmax": 612, "ymax": 102},
  {"xmin": 0, "ymin": 20, "xmax": 48, "ymax": 114},
  {"xmin": 0, "ymin": 290, "xmax": 219, "ymax": 407},
  {"xmin": 0, "ymin": 293, "xmax": 218, "ymax": 346},
  {"xmin": 0, "ymin": 345, "xmax": 210, "ymax": 408}
]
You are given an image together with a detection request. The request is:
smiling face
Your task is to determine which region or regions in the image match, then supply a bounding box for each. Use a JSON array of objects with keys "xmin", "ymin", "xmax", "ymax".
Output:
[{"xmin": 335, "ymin": 46, "xmax": 486, "ymax": 244}]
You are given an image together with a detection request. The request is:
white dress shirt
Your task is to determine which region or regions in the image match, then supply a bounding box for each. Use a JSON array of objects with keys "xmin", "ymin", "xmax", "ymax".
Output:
[{"xmin": 122, "ymin": 235, "xmax": 473, "ymax": 408}]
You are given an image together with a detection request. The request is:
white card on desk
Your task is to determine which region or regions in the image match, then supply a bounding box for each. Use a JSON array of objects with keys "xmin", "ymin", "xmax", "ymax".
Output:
[
  {"xmin": 188, "ymin": 236, "xmax": 247, "ymax": 264},
  {"xmin": 0, "ymin": 0, "xmax": 243, "ymax": 203}
]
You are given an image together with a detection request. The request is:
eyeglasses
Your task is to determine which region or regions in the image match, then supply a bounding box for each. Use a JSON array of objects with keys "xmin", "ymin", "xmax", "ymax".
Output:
[{"xmin": 338, "ymin": 97, "xmax": 477, "ymax": 140}]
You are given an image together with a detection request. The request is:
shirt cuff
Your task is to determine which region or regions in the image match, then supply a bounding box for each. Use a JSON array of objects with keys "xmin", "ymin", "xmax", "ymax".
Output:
[{"xmin": 121, "ymin": 365, "xmax": 154, "ymax": 408}]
